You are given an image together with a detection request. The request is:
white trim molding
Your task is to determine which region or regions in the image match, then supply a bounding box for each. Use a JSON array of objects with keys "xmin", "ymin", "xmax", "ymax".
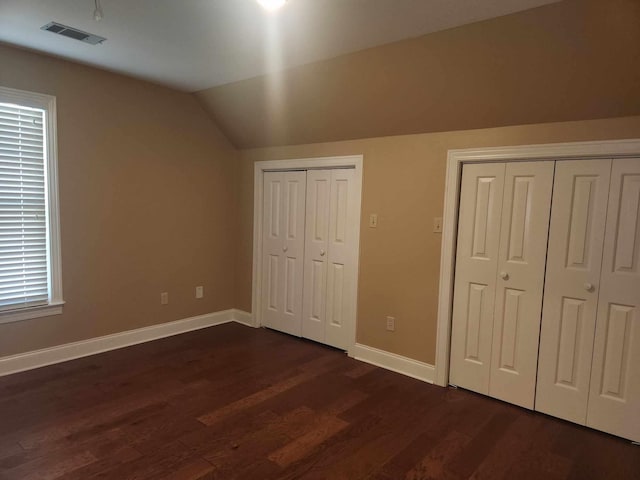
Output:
[
  {"xmin": 0, "ymin": 309, "xmax": 252, "ymax": 377},
  {"xmin": 434, "ymin": 138, "xmax": 640, "ymax": 387},
  {"xmin": 351, "ymin": 343, "xmax": 435, "ymax": 384},
  {"xmin": 252, "ymin": 155, "xmax": 363, "ymax": 354},
  {"xmin": 0, "ymin": 302, "xmax": 64, "ymax": 325},
  {"xmin": 233, "ymin": 309, "xmax": 255, "ymax": 327}
]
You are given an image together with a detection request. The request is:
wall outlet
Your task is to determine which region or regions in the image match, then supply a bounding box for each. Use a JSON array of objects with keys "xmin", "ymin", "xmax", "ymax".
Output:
[
  {"xmin": 369, "ymin": 213, "xmax": 378, "ymax": 228},
  {"xmin": 433, "ymin": 217, "xmax": 443, "ymax": 233},
  {"xmin": 386, "ymin": 316, "xmax": 395, "ymax": 331},
  {"xmin": 160, "ymin": 292, "xmax": 169, "ymax": 305},
  {"xmin": 195, "ymin": 286, "xmax": 204, "ymax": 299}
]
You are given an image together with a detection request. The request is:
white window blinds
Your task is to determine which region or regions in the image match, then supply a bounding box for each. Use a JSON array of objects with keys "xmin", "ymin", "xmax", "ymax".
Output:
[{"xmin": 0, "ymin": 102, "xmax": 49, "ymax": 311}]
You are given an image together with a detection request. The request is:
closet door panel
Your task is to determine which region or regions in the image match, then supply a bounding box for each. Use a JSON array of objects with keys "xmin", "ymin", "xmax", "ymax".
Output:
[
  {"xmin": 302, "ymin": 170, "xmax": 331, "ymax": 343},
  {"xmin": 325, "ymin": 169, "xmax": 357, "ymax": 349},
  {"xmin": 262, "ymin": 171, "xmax": 306, "ymax": 336},
  {"xmin": 450, "ymin": 163, "xmax": 506, "ymax": 394},
  {"xmin": 587, "ymin": 158, "xmax": 640, "ymax": 442},
  {"xmin": 262, "ymin": 172, "xmax": 284, "ymax": 331},
  {"xmin": 536, "ymin": 159, "xmax": 611, "ymax": 424},
  {"xmin": 280, "ymin": 171, "xmax": 307, "ymax": 336},
  {"xmin": 489, "ymin": 161, "xmax": 554, "ymax": 409}
]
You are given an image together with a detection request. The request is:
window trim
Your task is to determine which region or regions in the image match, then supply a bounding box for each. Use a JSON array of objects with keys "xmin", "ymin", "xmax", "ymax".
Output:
[{"xmin": 0, "ymin": 86, "xmax": 64, "ymax": 324}]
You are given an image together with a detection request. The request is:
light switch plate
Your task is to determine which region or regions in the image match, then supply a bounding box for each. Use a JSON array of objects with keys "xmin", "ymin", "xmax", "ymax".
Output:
[
  {"xmin": 369, "ymin": 213, "xmax": 378, "ymax": 228},
  {"xmin": 196, "ymin": 286, "xmax": 204, "ymax": 299},
  {"xmin": 160, "ymin": 292, "xmax": 169, "ymax": 305},
  {"xmin": 386, "ymin": 316, "xmax": 395, "ymax": 331},
  {"xmin": 433, "ymin": 217, "xmax": 443, "ymax": 233}
]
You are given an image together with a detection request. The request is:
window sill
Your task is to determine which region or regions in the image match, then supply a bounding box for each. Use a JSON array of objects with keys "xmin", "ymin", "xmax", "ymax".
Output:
[{"xmin": 0, "ymin": 302, "xmax": 65, "ymax": 325}]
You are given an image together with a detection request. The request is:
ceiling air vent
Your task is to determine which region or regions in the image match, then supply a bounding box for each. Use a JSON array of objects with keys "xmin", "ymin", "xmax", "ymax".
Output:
[{"xmin": 40, "ymin": 22, "xmax": 106, "ymax": 45}]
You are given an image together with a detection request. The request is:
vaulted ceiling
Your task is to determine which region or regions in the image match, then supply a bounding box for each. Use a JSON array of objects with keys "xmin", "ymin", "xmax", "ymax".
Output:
[
  {"xmin": 1, "ymin": 0, "xmax": 639, "ymax": 149},
  {"xmin": 0, "ymin": 0, "xmax": 559, "ymax": 91},
  {"xmin": 195, "ymin": 0, "xmax": 640, "ymax": 147}
]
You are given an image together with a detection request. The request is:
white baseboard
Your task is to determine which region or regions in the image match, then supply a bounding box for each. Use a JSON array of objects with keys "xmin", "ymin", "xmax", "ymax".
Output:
[
  {"xmin": 232, "ymin": 309, "xmax": 255, "ymax": 327},
  {"xmin": 350, "ymin": 343, "xmax": 435, "ymax": 384},
  {"xmin": 0, "ymin": 311, "xmax": 433, "ymax": 383},
  {"xmin": 0, "ymin": 309, "xmax": 253, "ymax": 377}
]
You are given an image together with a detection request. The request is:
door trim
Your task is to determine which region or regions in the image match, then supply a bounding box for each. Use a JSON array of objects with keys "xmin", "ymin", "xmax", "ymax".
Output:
[
  {"xmin": 252, "ymin": 155, "xmax": 363, "ymax": 354},
  {"xmin": 435, "ymin": 139, "xmax": 640, "ymax": 387}
]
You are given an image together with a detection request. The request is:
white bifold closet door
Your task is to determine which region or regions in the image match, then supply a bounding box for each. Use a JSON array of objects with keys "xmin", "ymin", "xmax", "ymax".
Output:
[
  {"xmin": 536, "ymin": 158, "xmax": 640, "ymax": 442},
  {"xmin": 489, "ymin": 161, "xmax": 554, "ymax": 408},
  {"xmin": 587, "ymin": 158, "xmax": 640, "ymax": 442},
  {"xmin": 302, "ymin": 169, "xmax": 357, "ymax": 350},
  {"xmin": 450, "ymin": 163, "xmax": 505, "ymax": 394},
  {"xmin": 262, "ymin": 168, "xmax": 357, "ymax": 350},
  {"xmin": 450, "ymin": 161, "xmax": 553, "ymax": 409},
  {"xmin": 261, "ymin": 171, "xmax": 306, "ymax": 337},
  {"xmin": 536, "ymin": 159, "xmax": 611, "ymax": 424},
  {"xmin": 452, "ymin": 157, "xmax": 639, "ymax": 440}
]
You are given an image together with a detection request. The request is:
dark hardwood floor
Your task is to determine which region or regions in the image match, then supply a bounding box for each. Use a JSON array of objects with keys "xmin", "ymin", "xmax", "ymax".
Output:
[{"xmin": 0, "ymin": 323, "xmax": 638, "ymax": 480}]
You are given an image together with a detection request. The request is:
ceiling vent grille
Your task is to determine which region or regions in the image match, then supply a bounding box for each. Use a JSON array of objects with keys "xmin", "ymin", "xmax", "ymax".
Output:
[{"xmin": 40, "ymin": 22, "xmax": 106, "ymax": 45}]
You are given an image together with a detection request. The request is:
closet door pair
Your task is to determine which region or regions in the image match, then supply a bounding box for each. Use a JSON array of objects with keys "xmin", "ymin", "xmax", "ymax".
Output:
[
  {"xmin": 451, "ymin": 158, "xmax": 640, "ymax": 441},
  {"xmin": 537, "ymin": 158, "xmax": 640, "ymax": 442},
  {"xmin": 261, "ymin": 169, "xmax": 356, "ymax": 350},
  {"xmin": 450, "ymin": 161, "xmax": 554, "ymax": 409}
]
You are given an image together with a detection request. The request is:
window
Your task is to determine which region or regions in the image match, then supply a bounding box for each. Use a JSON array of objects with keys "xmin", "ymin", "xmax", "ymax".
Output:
[{"xmin": 0, "ymin": 86, "xmax": 63, "ymax": 323}]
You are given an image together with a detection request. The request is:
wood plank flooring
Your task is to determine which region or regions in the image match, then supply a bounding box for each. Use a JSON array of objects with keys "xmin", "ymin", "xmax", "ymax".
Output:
[{"xmin": 0, "ymin": 323, "xmax": 638, "ymax": 480}]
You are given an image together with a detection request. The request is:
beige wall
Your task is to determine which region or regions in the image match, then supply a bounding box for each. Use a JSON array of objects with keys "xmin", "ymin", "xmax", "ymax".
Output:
[
  {"xmin": 0, "ymin": 44, "xmax": 240, "ymax": 357},
  {"xmin": 196, "ymin": 0, "xmax": 640, "ymax": 148},
  {"xmin": 3, "ymin": 4, "xmax": 640, "ymax": 369},
  {"xmin": 239, "ymin": 116, "xmax": 640, "ymax": 364}
]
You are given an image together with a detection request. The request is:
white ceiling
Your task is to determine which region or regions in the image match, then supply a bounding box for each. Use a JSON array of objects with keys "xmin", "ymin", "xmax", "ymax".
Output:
[{"xmin": 0, "ymin": 0, "xmax": 561, "ymax": 92}]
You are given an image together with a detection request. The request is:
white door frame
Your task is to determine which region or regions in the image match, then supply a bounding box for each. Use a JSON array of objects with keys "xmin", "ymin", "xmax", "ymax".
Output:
[
  {"xmin": 252, "ymin": 155, "xmax": 363, "ymax": 354},
  {"xmin": 434, "ymin": 138, "xmax": 640, "ymax": 387}
]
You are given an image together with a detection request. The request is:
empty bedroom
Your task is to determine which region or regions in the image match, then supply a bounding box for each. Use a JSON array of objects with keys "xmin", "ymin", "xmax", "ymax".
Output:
[{"xmin": 0, "ymin": 0, "xmax": 639, "ymax": 478}]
